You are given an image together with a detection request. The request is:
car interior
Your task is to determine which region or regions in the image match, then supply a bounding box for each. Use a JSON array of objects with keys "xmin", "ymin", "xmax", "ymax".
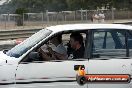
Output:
[{"xmin": 21, "ymin": 30, "xmax": 87, "ymax": 62}]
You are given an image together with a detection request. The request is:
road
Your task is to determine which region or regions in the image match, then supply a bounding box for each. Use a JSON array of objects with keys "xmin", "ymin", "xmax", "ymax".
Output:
[{"xmin": 0, "ymin": 82, "xmax": 87, "ymax": 88}]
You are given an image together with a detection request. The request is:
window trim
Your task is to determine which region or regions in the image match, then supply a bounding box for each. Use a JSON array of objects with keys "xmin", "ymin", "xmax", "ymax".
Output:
[
  {"xmin": 125, "ymin": 30, "xmax": 129, "ymax": 57},
  {"xmin": 85, "ymin": 30, "xmax": 93, "ymax": 59}
]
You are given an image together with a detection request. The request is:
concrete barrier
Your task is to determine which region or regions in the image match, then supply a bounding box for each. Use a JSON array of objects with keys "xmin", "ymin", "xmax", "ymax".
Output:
[{"xmin": 0, "ymin": 28, "xmax": 41, "ymax": 40}]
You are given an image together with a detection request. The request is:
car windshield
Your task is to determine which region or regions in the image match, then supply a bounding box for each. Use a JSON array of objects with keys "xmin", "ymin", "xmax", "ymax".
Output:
[{"xmin": 6, "ymin": 29, "xmax": 52, "ymax": 58}]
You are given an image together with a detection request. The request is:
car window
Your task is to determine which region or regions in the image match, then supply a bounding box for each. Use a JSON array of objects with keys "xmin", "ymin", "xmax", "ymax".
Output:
[
  {"xmin": 24, "ymin": 31, "xmax": 87, "ymax": 62},
  {"xmin": 6, "ymin": 29, "xmax": 52, "ymax": 58},
  {"xmin": 92, "ymin": 29, "xmax": 126, "ymax": 59},
  {"xmin": 94, "ymin": 32, "xmax": 115, "ymax": 49}
]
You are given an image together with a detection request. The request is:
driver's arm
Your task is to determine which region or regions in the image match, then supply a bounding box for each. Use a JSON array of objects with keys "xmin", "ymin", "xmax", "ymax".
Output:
[
  {"xmin": 53, "ymin": 51, "xmax": 67, "ymax": 60},
  {"xmin": 47, "ymin": 46, "xmax": 67, "ymax": 60},
  {"xmin": 38, "ymin": 47, "xmax": 54, "ymax": 61}
]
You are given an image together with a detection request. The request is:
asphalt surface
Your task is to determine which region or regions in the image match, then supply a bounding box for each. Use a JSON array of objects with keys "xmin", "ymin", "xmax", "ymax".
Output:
[{"xmin": 0, "ymin": 82, "xmax": 87, "ymax": 88}]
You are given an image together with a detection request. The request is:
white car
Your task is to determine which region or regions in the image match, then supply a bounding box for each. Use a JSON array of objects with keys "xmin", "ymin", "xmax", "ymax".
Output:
[{"xmin": 0, "ymin": 24, "xmax": 132, "ymax": 88}]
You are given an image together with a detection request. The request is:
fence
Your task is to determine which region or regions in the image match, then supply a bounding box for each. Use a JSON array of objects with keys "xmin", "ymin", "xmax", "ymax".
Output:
[{"xmin": 0, "ymin": 9, "xmax": 132, "ymax": 30}]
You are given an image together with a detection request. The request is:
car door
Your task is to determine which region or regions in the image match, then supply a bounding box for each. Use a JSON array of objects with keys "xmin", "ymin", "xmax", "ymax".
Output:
[
  {"xmin": 15, "ymin": 31, "xmax": 89, "ymax": 88},
  {"xmin": 87, "ymin": 29, "xmax": 132, "ymax": 88},
  {"xmin": 15, "ymin": 60, "xmax": 88, "ymax": 88}
]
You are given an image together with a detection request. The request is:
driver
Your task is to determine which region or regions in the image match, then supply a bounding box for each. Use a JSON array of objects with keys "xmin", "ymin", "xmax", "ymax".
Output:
[
  {"xmin": 69, "ymin": 32, "xmax": 85, "ymax": 59},
  {"xmin": 38, "ymin": 35, "xmax": 67, "ymax": 61}
]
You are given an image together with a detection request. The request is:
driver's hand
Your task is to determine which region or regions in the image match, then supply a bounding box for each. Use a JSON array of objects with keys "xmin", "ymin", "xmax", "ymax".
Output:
[
  {"xmin": 47, "ymin": 46, "xmax": 53, "ymax": 54},
  {"xmin": 37, "ymin": 47, "xmax": 43, "ymax": 53},
  {"xmin": 37, "ymin": 48, "xmax": 41, "ymax": 53}
]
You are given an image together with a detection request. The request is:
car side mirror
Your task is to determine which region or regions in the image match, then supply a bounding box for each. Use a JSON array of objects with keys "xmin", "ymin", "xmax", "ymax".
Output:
[{"xmin": 29, "ymin": 52, "xmax": 40, "ymax": 61}]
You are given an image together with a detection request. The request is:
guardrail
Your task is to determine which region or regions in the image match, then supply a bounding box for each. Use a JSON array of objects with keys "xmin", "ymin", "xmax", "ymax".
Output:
[{"xmin": 0, "ymin": 29, "xmax": 41, "ymax": 40}]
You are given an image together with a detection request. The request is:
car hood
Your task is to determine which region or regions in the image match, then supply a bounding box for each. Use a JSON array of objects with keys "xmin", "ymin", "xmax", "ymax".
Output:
[
  {"xmin": 0, "ymin": 51, "xmax": 8, "ymax": 64},
  {"xmin": 0, "ymin": 51, "xmax": 19, "ymax": 65}
]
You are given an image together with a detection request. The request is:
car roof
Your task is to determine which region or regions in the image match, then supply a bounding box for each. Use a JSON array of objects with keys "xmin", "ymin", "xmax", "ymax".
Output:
[{"xmin": 46, "ymin": 24, "xmax": 132, "ymax": 33}]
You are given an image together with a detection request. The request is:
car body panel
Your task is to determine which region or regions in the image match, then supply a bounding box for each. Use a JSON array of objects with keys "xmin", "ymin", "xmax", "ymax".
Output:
[
  {"xmin": 0, "ymin": 24, "xmax": 132, "ymax": 88},
  {"xmin": 87, "ymin": 59, "xmax": 132, "ymax": 88}
]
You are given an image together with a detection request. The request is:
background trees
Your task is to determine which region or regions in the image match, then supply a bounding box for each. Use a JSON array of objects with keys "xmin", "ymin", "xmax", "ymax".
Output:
[{"xmin": 0, "ymin": 0, "xmax": 131, "ymax": 13}]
